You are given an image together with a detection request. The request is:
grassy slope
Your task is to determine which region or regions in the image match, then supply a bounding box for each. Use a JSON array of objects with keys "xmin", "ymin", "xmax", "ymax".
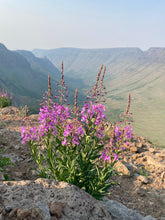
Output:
[{"xmin": 33, "ymin": 48, "xmax": 165, "ymax": 147}]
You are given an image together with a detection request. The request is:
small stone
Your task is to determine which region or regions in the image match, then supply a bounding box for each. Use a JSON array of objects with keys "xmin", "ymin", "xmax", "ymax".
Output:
[
  {"xmin": 146, "ymin": 155, "xmax": 165, "ymax": 169},
  {"xmin": 8, "ymin": 208, "xmax": 18, "ymax": 217},
  {"xmin": 31, "ymin": 207, "xmax": 45, "ymax": 219},
  {"xmin": 14, "ymin": 145, "xmax": 21, "ymax": 150},
  {"xmin": 130, "ymin": 146, "xmax": 138, "ymax": 153},
  {"xmin": 137, "ymin": 175, "xmax": 149, "ymax": 184},
  {"xmin": 31, "ymin": 170, "xmax": 38, "ymax": 176},
  {"xmin": 17, "ymin": 208, "xmax": 31, "ymax": 219},
  {"xmin": 161, "ymin": 172, "xmax": 165, "ymax": 180},
  {"xmin": 148, "ymin": 147, "xmax": 155, "ymax": 153},
  {"xmin": 143, "ymin": 215, "xmax": 157, "ymax": 220},
  {"xmin": 5, "ymin": 206, "xmax": 13, "ymax": 213},
  {"xmin": 132, "ymin": 154, "xmax": 138, "ymax": 160},
  {"xmin": 49, "ymin": 202, "xmax": 64, "ymax": 218},
  {"xmin": 114, "ymin": 161, "xmax": 131, "ymax": 176},
  {"xmin": 137, "ymin": 142, "xmax": 143, "ymax": 148}
]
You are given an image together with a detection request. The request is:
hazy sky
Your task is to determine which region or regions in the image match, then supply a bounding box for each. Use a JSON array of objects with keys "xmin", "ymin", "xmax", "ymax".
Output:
[{"xmin": 0, "ymin": 0, "xmax": 165, "ymax": 51}]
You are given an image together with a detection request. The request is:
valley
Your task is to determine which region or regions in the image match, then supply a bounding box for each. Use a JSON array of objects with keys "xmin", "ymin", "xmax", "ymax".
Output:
[{"xmin": 0, "ymin": 43, "xmax": 164, "ymax": 146}]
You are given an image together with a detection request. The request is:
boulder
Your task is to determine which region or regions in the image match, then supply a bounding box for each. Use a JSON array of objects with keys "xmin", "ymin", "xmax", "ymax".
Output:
[
  {"xmin": 0, "ymin": 178, "xmax": 157, "ymax": 220},
  {"xmin": 0, "ymin": 106, "xmax": 19, "ymax": 115},
  {"xmin": 0, "ymin": 178, "xmax": 112, "ymax": 220},
  {"xmin": 102, "ymin": 199, "xmax": 157, "ymax": 220}
]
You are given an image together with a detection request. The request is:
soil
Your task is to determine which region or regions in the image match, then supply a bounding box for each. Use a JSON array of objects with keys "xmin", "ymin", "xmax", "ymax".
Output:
[{"xmin": 0, "ymin": 107, "xmax": 165, "ymax": 219}]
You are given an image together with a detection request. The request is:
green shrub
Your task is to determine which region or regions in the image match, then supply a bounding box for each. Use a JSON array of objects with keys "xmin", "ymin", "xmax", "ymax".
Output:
[{"xmin": 0, "ymin": 89, "xmax": 12, "ymax": 108}]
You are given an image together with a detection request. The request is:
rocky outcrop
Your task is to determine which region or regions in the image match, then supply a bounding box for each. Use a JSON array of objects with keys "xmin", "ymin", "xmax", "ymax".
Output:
[
  {"xmin": 0, "ymin": 108, "xmax": 165, "ymax": 219},
  {"xmin": 0, "ymin": 178, "xmax": 157, "ymax": 220},
  {"xmin": 0, "ymin": 178, "xmax": 112, "ymax": 220}
]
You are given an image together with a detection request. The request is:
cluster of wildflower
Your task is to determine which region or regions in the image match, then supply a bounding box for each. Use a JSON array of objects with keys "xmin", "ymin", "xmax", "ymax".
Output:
[
  {"xmin": 100, "ymin": 94, "xmax": 133, "ymax": 163},
  {"xmin": 100, "ymin": 125, "xmax": 132, "ymax": 163},
  {"xmin": 0, "ymin": 89, "xmax": 12, "ymax": 108},
  {"xmin": 80, "ymin": 101, "xmax": 106, "ymax": 138},
  {"xmin": 62, "ymin": 121, "xmax": 84, "ymax": 146},
  {"xmin": 21, "ymin": 64, "xmax": 133, "ymax": 200},
  {"xmin": 38, "ymin": 103, "xmax": 70, "ymax": 137},
  {"xmin": 21, "ymin": 102, "xmax": 70, "ymax": 144},
  {"xmin": 1, "ymin": 91, "xmax": 7, "ymax": 98},
  {"xmin": 21, "ymin": 126, "xmax": 38, "ymax": 144}
]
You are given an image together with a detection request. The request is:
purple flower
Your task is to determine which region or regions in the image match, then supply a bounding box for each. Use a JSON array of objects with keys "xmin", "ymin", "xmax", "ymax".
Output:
[
  {"xmin": 62, "ymin": 138, "xmax": 67, "ymax": 146},
  {"xmin": 114, "ymin": 154, "xmax": 119, "ymax": 161},
  {"xmin": 100, "ymin": 152, "xmax": 111, "ymax": 162}
]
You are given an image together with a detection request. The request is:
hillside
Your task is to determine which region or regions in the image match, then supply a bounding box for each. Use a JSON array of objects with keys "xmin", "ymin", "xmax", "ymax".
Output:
[
  {"xmin": 0, "ymin": 44, "xmax": 85, "ymax": 113},
  {"xmin": 0, "ymin": 43, "xmax": 61, "ymax": 113},
  {"xmin": 33, "ymin": 47, "xmax": 165, "ymax": 147},
  {"xmin": 16, "ymin": 49, "xmax": 86, "ymax": 106}
]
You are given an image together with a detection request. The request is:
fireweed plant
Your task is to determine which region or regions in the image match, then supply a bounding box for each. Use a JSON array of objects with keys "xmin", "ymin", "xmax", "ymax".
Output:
[
  {"xmin": 0, "ymin": 89, "xmax": 12, "ymax": 108},
  {"xmin": 21, "ymin": 64, "xmax": 132, "ymax": 200}
]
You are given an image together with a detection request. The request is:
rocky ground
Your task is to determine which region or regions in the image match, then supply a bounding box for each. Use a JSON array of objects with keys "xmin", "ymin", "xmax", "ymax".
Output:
[{"xmin": 0, "ymin": 107, "xmax": 165, "ymax": 219}]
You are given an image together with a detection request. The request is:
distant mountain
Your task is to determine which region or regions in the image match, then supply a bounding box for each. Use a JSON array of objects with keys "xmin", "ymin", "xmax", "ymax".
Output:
[
  {"xmin": 0, "ymin": 43, "xmax": 85, "ymax": 113},
  {"xmin": 33, "ymin": 47, "xmax": 165, "ymax": 147},
  {"xmin": 17, "ymin": 50, "xmax": 86, "ymax": 105},
  {"xmin": 0, "ymin": 44, "xmax": 62, "ymax": 113},
  {"xmin": 16, "ymin": 50, "xmax": 61, "ymax": 81}
]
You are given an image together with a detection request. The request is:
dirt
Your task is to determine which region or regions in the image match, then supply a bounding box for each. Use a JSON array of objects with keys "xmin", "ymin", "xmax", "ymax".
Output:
[{"xmin": 0, "ymin": 106, "xmax": 165, "ymax": 219}]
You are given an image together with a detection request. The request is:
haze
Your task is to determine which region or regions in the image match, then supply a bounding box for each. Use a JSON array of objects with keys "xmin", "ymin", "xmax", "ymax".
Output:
[{"xmin": 0, "ymin": 0, "xmax": 165, "ymax": 51}]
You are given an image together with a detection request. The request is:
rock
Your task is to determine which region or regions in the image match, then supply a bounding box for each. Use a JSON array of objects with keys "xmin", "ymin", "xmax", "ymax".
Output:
[
  {"xmin": 137, "ymin": 175, "xmax": 149, "ymax": 184},
  {"xmin": 143, "ymin": 215, "xmax": 157, "ymax": 220},
  {"xmin": 148, "ymin": 147, "xmax": 155, "ymax": 153},
  {"xmin": 17, "ymin": 208, "xmax": 31, "ymax": 219},
  {"xmin": 102, "ymin": 199, "xmax": 156, "ymax": 220},
  {"xmin": 14, "ymin": 145, "xmax": 21, "ymax": 150},
  {"xmin": 114, "ymin": 161, "xmax": 133, "ymax": 176},
  {"xmin": 5, "ymin": 206, "xmax": 13, "ymax": 213},
  {"xmin": 31, "ymin": 169, "xmax": 38, "ymax": 176},
  {"xmin": 137, "ymin": 142, "xmax": 143, "ymax": 148},
  {"xmin": 161, "ymin": 172, "xmax": 165, "ymax": 180},
  {"xmin": 0, "ymin": 178, "xmax": 112, "ymax": 220},
  {"xmin": 146, "ymin": 155, "xmax": 165, "ymax": 169},
  {"xmin": 0, "ymin": 106, "xmax": 19, "ymax": 115},
  {"xmin": 132, "ymin": 154, "xmax": 139, "ymax": 160},
  {"xmin": 130, "ymin": 146, "xmax": 138, "ymax": 153},
  {"xmin": 49, "ymin": 201, "xmax": 64, "ymax": 217},
  {"xmin": 155, "ymin": 152, "xmax": 165, "ymax": 160}
]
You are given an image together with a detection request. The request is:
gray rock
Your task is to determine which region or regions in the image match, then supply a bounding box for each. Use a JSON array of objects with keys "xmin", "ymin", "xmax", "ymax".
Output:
[
  {"xmin": 0, "ymin": 178, "xmax": 157, "ymax": 220},
  {"xmin": 102, "ymin": 199, "xmax": 156, "ymax": 220},
  {"xmin": 143, "ymin": 215, "xmax": 157, "ymax": 220},
  {"xmin": 0, "ymin": 178, "xmax": 112, "ymax": 220}
]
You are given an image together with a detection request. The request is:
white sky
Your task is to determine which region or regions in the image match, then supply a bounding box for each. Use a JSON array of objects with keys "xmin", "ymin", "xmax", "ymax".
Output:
[{"xmin": 0, "ymin": 0, "xmax": 165, "ymax": 51}]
